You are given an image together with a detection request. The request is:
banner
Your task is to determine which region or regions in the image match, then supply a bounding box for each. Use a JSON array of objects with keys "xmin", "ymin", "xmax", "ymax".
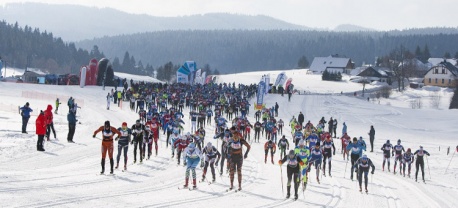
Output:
[
  {"xmin": 255, "ymin": 81, "xmax": 265, "ymax": 110},
  {"xmin": 176, "ymin": 72, "xmax": 189, "ymax": 83},
  {"xmin": 274, "ymin": 72, "xmax": 287, "ymax": 87},
  {"xmin": 205, "ymin": 75, "xmax": 213, "ymax": 84},
  {"xmin": 194, "ymin": 69, "xmax": 202, "ymax": 84},
  {"xmin": 185, "ymin": 61, "xmax": 196, "ymax": 84},
  {"xmin": 285, "ymin": 78, "xmax": 293, "ymax": 93},
  {"xmin": 201, "ymin": 72, "xmax": 206, "ymax": 84},
  {"xmin": 265, "ymin": 74, "xmax": 270, "ymax": 94},
  {"xmin": 176, "ymin": 61, "xmax": 195, "ymax": 83}
]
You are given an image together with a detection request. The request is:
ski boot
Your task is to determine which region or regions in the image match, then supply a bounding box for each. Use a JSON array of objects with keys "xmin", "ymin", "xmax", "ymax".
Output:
[
  {"xmin": 124, "ymin": 165, "xmax": 127, "ymax": 171},
  {"xmin": 193, "ymin": 179, "xmax": 197, "ymax": 189},
  {"xmin": 294, "ymin": 194, "xmax": 298, "ymax": 200},
  {"xmin": 359, "ymin": 186, "xmax": 362, "ymax": 192},
  {"xmin": 212, "ymin": 177, "xmax": 216, "ymax": 183},
  {"xmin": 115, "ymin": 163, "xmax": 119, "ymax": 169},
  {"xmin": 183, "ymin": 178, "xmax": 189, "ymax": 188}
]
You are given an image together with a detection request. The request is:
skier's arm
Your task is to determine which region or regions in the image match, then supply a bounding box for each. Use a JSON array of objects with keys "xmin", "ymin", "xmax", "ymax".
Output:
[
  {"xmin": 369, "ymin": 159, "xmax": 375, "ymax": 174},
  {"xmin": 278, "ymin": 155, "xmax": 288, "ymax": 165},
  {"xmin": 242, "ymin": 139, "xmax": 251, "ymax": 158},
  {"xmin": 93, "ymin": 126, "xmax": 103, "ymax": 137},
  {"xmin": 332, "ymin": 143, "xmax": 336, "ymax": 155}
]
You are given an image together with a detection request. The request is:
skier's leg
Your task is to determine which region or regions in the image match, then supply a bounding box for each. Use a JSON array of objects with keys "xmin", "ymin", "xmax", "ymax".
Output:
[
  {"xmin": 123, "ymin": 145, "xmax": 129, "ymax": 166},
  {"xmin": 116, "ymin": 144, "xmax": 122, "ymax": 167}
]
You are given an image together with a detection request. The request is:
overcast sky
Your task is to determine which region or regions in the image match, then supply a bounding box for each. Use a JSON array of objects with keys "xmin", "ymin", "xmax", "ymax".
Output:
[{"xmin": 1, "ymin": 0, "xmax": 457, "ymax": 30}]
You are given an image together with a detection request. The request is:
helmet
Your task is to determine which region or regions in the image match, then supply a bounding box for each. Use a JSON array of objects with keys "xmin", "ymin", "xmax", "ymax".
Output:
[
  {"xmin": 407, "ymin": 148, "xmax": 411, "ymax": 152},
  {"xmin": 206, "ymin": 142, "xmax": 212, "ymax": 149},
  {"xmin": 353, "ymin": 137, "xmax": 358, "ymax": 142},
  {"xmin": 397, "ymin": 139, "xmax": 401, "ymax": 144},
  {"xmin": 136, "ymin": 119, "xmax": 140, "ymax": 124},
  {"xmin": 188, "ymin": 142, "xmax": 196, "ymax": 150},
  {"xmin": 420, "ymin": 146, "xmax": 423, "ymax": 150},
  {"xmin": 386, "ymin": 140, "xmax": 390, "ymax": 143},
  {"xmin": 362, "ymin": 154, "xmax": 368, "ymax": 160},
  {"xmin": 315, "ymin": 143, "xmax": 320, "ymax": 147},
  {"xmin": 299, "ymin": 139, "xmax": 305, "ymax": 146},
  {"xmin": 122, "ymin": 122, "xmax": 127, "ymax": 126},
  {"xmin": 288, "ymin": 150, "xmax": 295, "ymax": 159},
  {"xmin": 359, "ymin": 136, "xmax": 363, "ymax": 140}
]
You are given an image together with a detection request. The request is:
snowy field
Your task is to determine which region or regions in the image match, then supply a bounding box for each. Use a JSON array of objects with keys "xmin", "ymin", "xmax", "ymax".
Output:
[{"xmin": 0, "ymin": 69, "xmax": 457, "ymax": 208}]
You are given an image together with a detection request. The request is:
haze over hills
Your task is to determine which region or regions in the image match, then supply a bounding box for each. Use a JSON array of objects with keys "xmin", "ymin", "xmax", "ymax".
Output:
[{"xmin": 0, "ymin": 3, "xmax": 313, "ymax": 41}]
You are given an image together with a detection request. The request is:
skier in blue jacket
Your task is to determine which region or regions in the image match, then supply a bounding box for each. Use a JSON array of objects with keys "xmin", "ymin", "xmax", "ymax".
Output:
[{"xmin": 346, "ymin": 137, "xmax": 366, "ymax": 180}]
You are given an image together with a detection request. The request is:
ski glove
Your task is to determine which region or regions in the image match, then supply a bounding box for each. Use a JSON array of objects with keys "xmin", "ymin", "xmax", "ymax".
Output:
[
  {"xmin": 92, "ymin": 135, "xmax": 96, "ymax": 138},
  {"xmin": 278, "ymin": 160, "xmax": 283, "ymax": 165},
  {"xmin": 244, "ymin": 153, "xmax": 248, "ymax": 159},
  {"xmin": 371, "ymin": 170, "xmax": 374, "ymax": 174},
  {"xmin": 333, "ymin": 152, "xmax": 335, "ymax": 155}
]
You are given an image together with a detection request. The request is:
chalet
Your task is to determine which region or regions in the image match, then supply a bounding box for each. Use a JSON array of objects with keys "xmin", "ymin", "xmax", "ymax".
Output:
[
  {"xmin": 309, "ymin": 55, "xmax": 354, "ymax": 74},
  {"xmin": 423, "ymin": 61, "xmax": 458, "ymax": 87},
  {"xmin": 22, "ymin": 71, "xmax": 46, "ymax": 83},
  {"xmin": 356, "ymin": 66, "xmax": 392, "ymax": 84},
  {"xmin": 428, "ymin": 58, "xmax": 457, "ymax": 67}
]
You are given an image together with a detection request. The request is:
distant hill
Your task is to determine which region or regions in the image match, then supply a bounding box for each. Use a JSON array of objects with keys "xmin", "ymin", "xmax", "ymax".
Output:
[
  {"xmin": 0, "ymin": 3, "xmax": 311, "ymax": 41},
  {"xmin": 333, "ymin": 24, "xmax": 376, "ymax": 32}
]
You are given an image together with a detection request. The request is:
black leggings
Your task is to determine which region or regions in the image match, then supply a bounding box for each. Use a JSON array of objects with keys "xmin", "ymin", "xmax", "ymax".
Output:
[
  {"xmin": 286, "ymin": 167, "xmax": 300, "ymax": 195},
  {"xmin": 415, "ymin": 160, "xmax": 425, "ymax": 180},
  {"xmin": 46, "ymin": 123, "xmax": 56, "ymax": 139},
  {"xmin": 357, "ymin": 168, "xmax": 369, "ymax": 188}
]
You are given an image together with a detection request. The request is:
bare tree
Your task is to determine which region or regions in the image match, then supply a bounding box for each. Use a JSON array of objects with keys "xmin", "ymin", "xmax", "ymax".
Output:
[{"xmin": 430, "ymin": 91, "xmax": 442, "ymax": 109}]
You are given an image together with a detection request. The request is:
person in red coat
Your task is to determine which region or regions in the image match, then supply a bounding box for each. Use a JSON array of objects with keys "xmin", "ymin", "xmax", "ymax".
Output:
[
  {"xmin": 44, "ymin": 104, "xmax": 56, "ymax": 141},
  {"xmin": 36, "ymin": 110, "xmax": 47, "ymax": 151}
]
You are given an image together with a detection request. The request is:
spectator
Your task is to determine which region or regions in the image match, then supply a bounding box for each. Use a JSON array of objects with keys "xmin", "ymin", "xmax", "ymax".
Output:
[
  {"xmin": 36, "ymin": 110, "xmax": 46, "ymax": 151},
  {"xmin": 67, "ymin": 109, "xmax": 77, "ymax": 143},
  {"xmin": 19, "ymin": 102, "xmax": 33, "ymax": 133},
  {"xmin": 368, "ymin": 126, "xmax": 375, "ymax": 152}
]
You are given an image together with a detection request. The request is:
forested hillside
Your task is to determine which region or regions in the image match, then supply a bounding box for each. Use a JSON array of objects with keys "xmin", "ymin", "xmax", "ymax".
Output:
[{"xmin": 77, "ymin": 30, "xmax": 458, "ymax": 73}]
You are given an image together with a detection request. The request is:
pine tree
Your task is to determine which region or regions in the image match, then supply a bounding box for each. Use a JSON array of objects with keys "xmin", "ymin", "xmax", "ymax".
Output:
[
  {"xmin": 322, "ymin": 69, "xmax": 329, "ymax": 80},
  {"xmin": 444, "ymin": 52, "xmax": 451, "ymax": 59},
  {"xmin": 449, "ymin": 82, "xmax": 458, "ymax": 109},
  {"xmin": 297, "ymin": 55, "xmax": 309, "ymax": 68}
]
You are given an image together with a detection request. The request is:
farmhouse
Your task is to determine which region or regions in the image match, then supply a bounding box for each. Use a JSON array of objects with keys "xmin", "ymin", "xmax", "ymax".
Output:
[
  {"xmin": 356, "ymin": 66, "xmax": 392, "ymax": 84},
  {"xmin": 423, "ymin": 61, "xmax": 458, "ymax": 87},
  {"xmin": 309, "ymin": 55, "xmax": 354, "ymax": 74}
]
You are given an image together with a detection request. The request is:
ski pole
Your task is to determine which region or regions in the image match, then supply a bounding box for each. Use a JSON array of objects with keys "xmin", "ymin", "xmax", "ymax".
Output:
[
  {"xmin": 445, "ymin": 150, "xmax": 456, "ymax": 174},
  {"xmin": 280, "ymin": 165, "xmax": 284, "ymax": 196},
  {"xmin": 344, "ymin": 160, "xmax": 348, "ymax": 178},
  {"xmin": 426, "ymin": 155, "xmax": 431, "ymax": 180}
]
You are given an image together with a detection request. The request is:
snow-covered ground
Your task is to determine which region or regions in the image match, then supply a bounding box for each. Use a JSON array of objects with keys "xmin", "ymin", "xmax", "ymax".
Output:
[{"xmin": 0, "ymin": 70, "xmax": 457, "ymax": 207}]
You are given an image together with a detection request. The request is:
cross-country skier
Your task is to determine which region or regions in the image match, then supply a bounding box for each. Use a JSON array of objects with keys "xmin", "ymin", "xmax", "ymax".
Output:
[
  {"xmin": 227, "ymin": 126, "xmax": 251, "ymax": 191},
  {"xmin": 116, "ymin": 122, "xmax": 131, "ymax": 171},
  {"xmin": 169, "ymin": 130, "xmax": 180, "ymax": 158},
  {"xmin": 414, "ymin": 146, "xmax": 430, "ymax": 182},
  {"xmin": 341, "ymin": 133, "xmax": 351, "ymax": 159},
  {"xmin": 306, "ymin": 131, "xmax": 320, "ymax": 150},
  {"xmin": 310, "ymin": 143, "xmax": 323, "ymax": 183},
  {"xmin": 131, "ymin": 120, "xmax": 145, "ymax": 163},
  {"xmin": 346, "ymin": 137, "xmax": 366, "ymax": 180},
  {"xmin": 393, "ymin": 139, "xmax": 405, "ymax": 174},
  {"xmin": 174, "ymin": 133, "xmax": 191, "ymax": 165},
  {"xmin": 93, "ymin": 121, "xmax": 122, "ymax": 174},
  {"xmin": 353, "ymin": 154, "xmax": 375, "ymax": 193},
  {"xmin": 278, "ymin": 150, "xmax": 304, "ymax": 200},
  {"xmin": 277, "ymin": 135, "xmax": 290, "ymax": 159},
  {"xmin": 214, "ymin": 128, "xmax": 232, "ymax": 175},
  {"xmin": 401, "ymin": 148, "xmax": 414, "ymax": 177},
  {"xmin": 201, "ymin": 142, "xmax": 221, "ymax": 182},
  {"xmin": 322, "ymin": 135, "xmax": 336, "ymax": 177},
  {"xmin": 295, "ymin": 139, "xmax": 310, "ymax": 190},
  {"xmin": 254, "ymin": 120, "xmax": 262, "ymax": 142},
  {"xmin": 381, "ymin": 140, "xmax": 394, "ymax": 172},
  {"xmin": 264, "ymin": 139, "xmax": 277, "ymax": 164},
  {"xmin": 182, "ymin": 142, "xmax": 202, "ymax": 189}
]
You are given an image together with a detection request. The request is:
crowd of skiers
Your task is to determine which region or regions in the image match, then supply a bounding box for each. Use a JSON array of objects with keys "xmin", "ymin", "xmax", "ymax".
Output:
[{"xmin": 20, "ymin": 79, "xmax": 439, "ymax": 199}]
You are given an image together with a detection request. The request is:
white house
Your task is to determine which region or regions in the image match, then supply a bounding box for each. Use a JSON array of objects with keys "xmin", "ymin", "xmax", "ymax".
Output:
[
  {"xmin": 309, "ymin": 55, "xmax": 354, "ymax": 74},
  {"xmin": 428, "ymin": 58, "xmax": 457, "ymax": 67},
  {"xmin": 423, "ymin": 61, "xmax": 458, "ymax": 87}
]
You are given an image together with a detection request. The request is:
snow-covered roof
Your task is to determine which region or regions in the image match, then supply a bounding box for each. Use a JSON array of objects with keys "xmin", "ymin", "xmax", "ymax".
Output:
[
  {"xmin": 114, "ymin": 72, "xmax": 164, "ymax": 83},
  {"xmin": 309, "ymin": 56, "xmax": 351, "ymax": 73},
  {"xmin": 428, "ymin": 58, "xmax": 457, "ymax": 66}
]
